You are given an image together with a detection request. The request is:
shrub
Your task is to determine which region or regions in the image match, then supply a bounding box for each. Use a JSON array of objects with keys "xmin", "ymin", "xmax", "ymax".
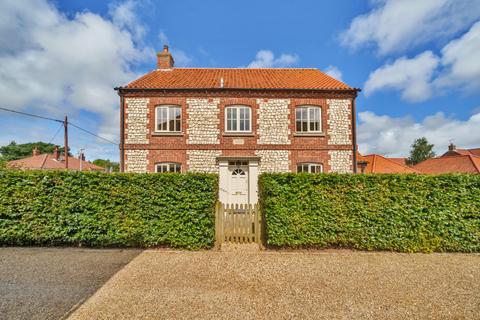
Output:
[
  {"xmin": 259, "ymin": 173, "xmax": 480, "ymax": 252},
  {"xmin": 0, "ymin": 170, "xmax": 217, "ymax": 249}
]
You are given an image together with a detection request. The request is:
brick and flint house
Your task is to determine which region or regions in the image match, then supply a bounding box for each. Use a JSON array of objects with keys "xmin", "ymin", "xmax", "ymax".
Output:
[{"xmin": 115, "ymin": 46, "xmax": 360, "ymax": 204}]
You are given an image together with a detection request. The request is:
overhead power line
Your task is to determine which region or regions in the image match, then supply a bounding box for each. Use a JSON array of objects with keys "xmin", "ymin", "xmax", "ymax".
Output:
[
  {"xmin": 0, "ymin": 106, "xmax": 63, "ymax": 123},
  {"xmin": 48, "ymin": 122, "xmax": 64, "ymax": 144},
  {"xmin": 69, "ymin": 122, "xmax": 118, "ymax": 145},
  {"xmin": 0, "ymin": 106, "xmax": 119, "ymax": 146}
]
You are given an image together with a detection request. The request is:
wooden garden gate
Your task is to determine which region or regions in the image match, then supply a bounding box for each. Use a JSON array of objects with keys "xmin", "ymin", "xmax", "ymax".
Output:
[{"xmin": 215, "ymin": 202, "xmax": 261, "ymax": 245}]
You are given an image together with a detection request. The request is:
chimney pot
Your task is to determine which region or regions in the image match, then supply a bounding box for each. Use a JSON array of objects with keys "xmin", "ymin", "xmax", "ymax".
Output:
[
  {"xmin": 157, "ymin": 44, "xmax": 174, "ymax": 69},
  {"xmin": 448, "ymin": 143, "xmax": 456, "ymax": 151},
  {"xmin": 53, "ymin": 146, "xmax": 59, "ymax": 160},
  {"xmin": 32, "ymin": 147, "xmax": 40, "ymax": 156}
]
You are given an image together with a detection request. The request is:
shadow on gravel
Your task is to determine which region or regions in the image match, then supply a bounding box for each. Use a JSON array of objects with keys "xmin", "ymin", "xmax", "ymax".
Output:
[{"xmin": 0, "ymin": 247, "xmax": 142, "ymax": 320}]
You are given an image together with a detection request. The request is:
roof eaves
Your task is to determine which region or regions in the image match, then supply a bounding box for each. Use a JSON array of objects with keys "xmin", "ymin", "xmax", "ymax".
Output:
[{"xmin": 115, "ymin": 86, "xmax": 361, "ymax": 92}]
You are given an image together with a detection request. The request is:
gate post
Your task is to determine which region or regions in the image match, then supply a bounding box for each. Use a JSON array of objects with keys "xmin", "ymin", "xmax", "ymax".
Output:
[{"xmin": 215, "ymin": 202, "xmax": 223, "ymax": 249}]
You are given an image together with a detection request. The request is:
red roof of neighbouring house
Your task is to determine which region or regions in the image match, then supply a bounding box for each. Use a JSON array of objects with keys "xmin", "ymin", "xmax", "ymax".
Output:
[
  {"xmin": 357, "ymin": 154, "xmax": 419, "ymax": 174},
  {"xmin": 7, "ymin": 154, "xmax": 104, "ymax": 171},
  {"xmin": 441, "ymin": 147, "xmax": 480, "ymax": 157},
  {"xmin": 121, "ymin": 68, "xmax": 353, "ymax": 90},
  {"xmin": 387, "ymin": 158, "xmax": 408, "ymax": 166},
  {"xmin": 413, "ymin": 155, "xmax": 480, "ymax": 174}
]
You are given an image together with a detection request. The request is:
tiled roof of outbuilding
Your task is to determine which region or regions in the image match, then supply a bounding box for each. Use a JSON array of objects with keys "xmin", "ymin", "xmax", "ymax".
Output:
[{"xmin": 357, "ymin": 154, "xmax": 419, "ymax": 174}]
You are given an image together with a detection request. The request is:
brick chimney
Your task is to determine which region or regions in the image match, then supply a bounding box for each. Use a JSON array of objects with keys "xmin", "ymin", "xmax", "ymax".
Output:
[
  {"xmin": 53, "ymin": 146, "xmax": 59, "ymax": 160},
  {"xmin": 32, "ymin": 147, "xmax": 40, "ymax": 156},
  {"xmin": 448, "ymin": 143, "xmax": 456, "ymax": 151},
  {"xmin": 157, "ymin": 45, "xmax": 174, "ymax": 69}
]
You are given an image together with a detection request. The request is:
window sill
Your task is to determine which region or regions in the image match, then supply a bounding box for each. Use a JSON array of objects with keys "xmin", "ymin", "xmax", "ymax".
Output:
[
  {"xmin": 293, "ymin": 132, "xmax": 326, "ymax": 137},
  {"xmin": 151, "ymin": 132, "xmax": 184, "ymax": 137},
  {"xmin": 222, "ymin": 133, "xmax": 255, "ymax": 137}
]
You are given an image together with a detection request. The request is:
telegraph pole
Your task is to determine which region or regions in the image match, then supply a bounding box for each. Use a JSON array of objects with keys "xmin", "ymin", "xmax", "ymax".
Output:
[{"xmin": 64, "ymin": 115, "xmax": 68, "ymax": 169}]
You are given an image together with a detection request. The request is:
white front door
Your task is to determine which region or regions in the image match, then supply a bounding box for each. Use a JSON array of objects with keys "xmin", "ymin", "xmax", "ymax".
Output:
[{"xmin": 228, "ymin": 161, "xmax": 249, "ymax": 204}]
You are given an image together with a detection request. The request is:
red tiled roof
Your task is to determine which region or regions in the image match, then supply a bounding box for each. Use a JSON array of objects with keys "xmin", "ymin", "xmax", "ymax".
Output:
[
  {"xmin": 468, "ymin": 148, "xmax": 480, "ymax": 156},
  {"xmin": 121, "ymin": 68, "xmax": 353, "ymax": 90},
  {"xmin": 413, "ymin": 155, "xmax": 480, "ymax": 174},
  {"xmin": 7, "ymin": 154, "xmax": 104, "ymax": 171},
  {"xmin": 442, "ymin": 148, "xmax": 480, "ymax": 157},
  {"xmin": 357, "ymin": 154, "xmax": 419, "ymax": 174},
  {"xmin": 388, "ymin": 158, "xmax": 408, "ymax": 166}
]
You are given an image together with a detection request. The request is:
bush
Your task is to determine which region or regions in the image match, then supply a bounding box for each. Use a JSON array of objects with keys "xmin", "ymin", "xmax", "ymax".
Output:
[
  {"xmin": 259, "ymin": 173, "xmax": 480, "ymax": 252},
  {"xmin": 0, "ymin": 170, "xmax": 217, "ymax": 249}
]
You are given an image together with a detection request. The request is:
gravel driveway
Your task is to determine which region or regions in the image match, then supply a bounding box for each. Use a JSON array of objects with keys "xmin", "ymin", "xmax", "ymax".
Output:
[
  {"xmin": 0, "ymin": 247, "xmax": 141, "ymax": 320},
  {"xmin": 69, "ymin": 248, "xmax": 480, "ymax": 320}
]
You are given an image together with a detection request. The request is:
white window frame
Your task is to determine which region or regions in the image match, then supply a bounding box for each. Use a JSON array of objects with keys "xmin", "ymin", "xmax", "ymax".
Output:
[
  {"xmin": 225, "ymin": 105, "xmax": 252, "ymax": 133},
  {"xmin": 155, "ymin": 105, "xmax": 181, "ymax": 132},
  {"xmin": 155, "ymin": 162, "xmax": 181, "ymax": 173},
  {"xmin": 297, "ymin": 163, "xmax": 323, "ymax": 173},
  {"xmin": 295, "ymin": 105, "xmax": 322, "ymax": 133}
]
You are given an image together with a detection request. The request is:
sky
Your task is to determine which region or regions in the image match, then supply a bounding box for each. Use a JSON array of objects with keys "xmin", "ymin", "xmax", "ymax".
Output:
[{"xmin": 0, "ymin": 0, "xmax": 479, "ymax": 161}]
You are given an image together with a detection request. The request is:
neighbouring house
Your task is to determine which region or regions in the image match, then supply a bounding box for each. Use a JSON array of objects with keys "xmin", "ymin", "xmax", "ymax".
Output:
[
  {"xmin": 6, "ymin": 147, "xmax": 103, "ymax": 171},
  {"xmin": 440, "ymin": 144, "xmax": 480, "ymax": 157},
  {"xmin": 413, "ymin": 144, "xmax": 480, "ymax": 174},
  {"xmin": 357, "ymin": 153, "xmax": 418, "ymax": 174},
  {"xmin": 115, "ymin": 45, "xmax": 360, "ymax": 204}
]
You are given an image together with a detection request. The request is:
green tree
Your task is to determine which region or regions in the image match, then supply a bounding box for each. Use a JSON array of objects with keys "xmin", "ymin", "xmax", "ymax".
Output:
[
  {"xmin": 407, "ymin": 137, "xmax": 436, "ymax": 165},
  {"xmin": 92, "ymin": 159, "xmax": 120, "ymax": 172},
  {"xmin": 0, "ymin": 141, "xmax": 71, "ymax": 161}
]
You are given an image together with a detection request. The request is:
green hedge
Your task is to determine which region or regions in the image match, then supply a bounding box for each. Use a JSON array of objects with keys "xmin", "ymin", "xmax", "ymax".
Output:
[
  {"xmin": 0, "ymin": 170, "xmax": 217, "ymax": 249},
  {"xmin": 259, "ymin": 173, "xmax": 480, "ymax": 252}
]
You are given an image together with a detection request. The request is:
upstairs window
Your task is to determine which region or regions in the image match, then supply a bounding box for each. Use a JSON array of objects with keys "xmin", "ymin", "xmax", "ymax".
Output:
[
  {"xmin": 296, "ymin": 106, "xmax": 321, "ymax": 133},
  {"xmin": 155, "ymin": 105, "xmax": 181, "ymax": 132},
  {"xmin": 297, "ymin": 163, "xmax": 323, "ymax": 173},
  {"xmin": 225, "ymin": 105, "xmax": 251, "ymax": 132},
  {"xmin": 155, "ymin": 162, "xmax": 181, "ymax": 173}
]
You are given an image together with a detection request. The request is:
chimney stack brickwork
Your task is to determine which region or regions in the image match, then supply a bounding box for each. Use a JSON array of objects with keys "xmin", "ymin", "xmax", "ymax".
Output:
[
  {"xmin": 157, "ymin": 45, "xmax": 174, "ymax": 69},
  {"xmin": 53, "ymin": 146, "xmax": 59, "ymax": 160}
]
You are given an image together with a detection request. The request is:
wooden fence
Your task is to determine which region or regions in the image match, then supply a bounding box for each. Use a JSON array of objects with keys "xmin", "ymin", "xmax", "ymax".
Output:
[{"xmin": 215, "ymin": 202, "xmax": 261, "ymax": 245}]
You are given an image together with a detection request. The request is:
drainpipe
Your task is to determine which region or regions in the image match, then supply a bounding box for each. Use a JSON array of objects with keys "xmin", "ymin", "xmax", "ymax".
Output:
[
  {"xmin": 119, "ymin": 94, "xmax": 125, "ymax": 172},
  {"xmin": 351, "ymin": 94, "xmax": 358, "ymax": 174}
]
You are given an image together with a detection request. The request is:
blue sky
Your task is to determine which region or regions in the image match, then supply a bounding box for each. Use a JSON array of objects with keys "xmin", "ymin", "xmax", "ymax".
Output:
[{"xmin": 1, "ymin": 0, "xmax": 479, "ymax": 161}]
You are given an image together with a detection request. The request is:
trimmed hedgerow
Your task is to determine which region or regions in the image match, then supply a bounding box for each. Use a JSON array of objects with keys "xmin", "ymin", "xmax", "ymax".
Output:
[
  {"xmin": 259, "ymin": 173, "xmax": 480, "ymax": 252},
  {"xmin": 0, "ymin": 170, "xmax": 217, "ymax": 249}
]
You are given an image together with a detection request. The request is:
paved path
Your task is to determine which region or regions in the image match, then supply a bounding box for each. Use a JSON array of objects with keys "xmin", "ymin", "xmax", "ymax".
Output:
[
  {"xmin": 0, "ymin": 247, "xmax": 141, "ymax": 320},
  {"xmin": 69, "ymin": 249, "xmax": 480, "ymax": 320}
]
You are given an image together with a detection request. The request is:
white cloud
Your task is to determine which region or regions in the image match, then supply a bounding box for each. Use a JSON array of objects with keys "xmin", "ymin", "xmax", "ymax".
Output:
[
  {"xmin": 247, "ymin": 50, "xmax": 299, "ymax": 68},
  {"xmin": 0, "ymin": 0, "xmax": 152, "ymax": 144},
  {"xmin": 108, "ymin": 0, "xmax": 146, "ymax": 42},
  {"xmin": 158, "ymin": 30, "xmax": 169, "ymax": 44},
  {"xmin": 323, "ymin": 65, "xmax": 343, "ymax": 81},
  {"xmin": 434, "ymin": 21, "xmax": 480, "ymax": 93},
  {"xmin": 364, "ymin": 51, "xmax": 440, "ymax": 102},
  {"xmin": 341, "ymin": 0, "xmax": 480, "ymax": 55},
  {"xmin": 357, "ymin": 110, "xmax": 480, "ymax": 157},
  {"xmin": 364, "ymin": 21, "xmax": 480, "ymax": 101}
]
